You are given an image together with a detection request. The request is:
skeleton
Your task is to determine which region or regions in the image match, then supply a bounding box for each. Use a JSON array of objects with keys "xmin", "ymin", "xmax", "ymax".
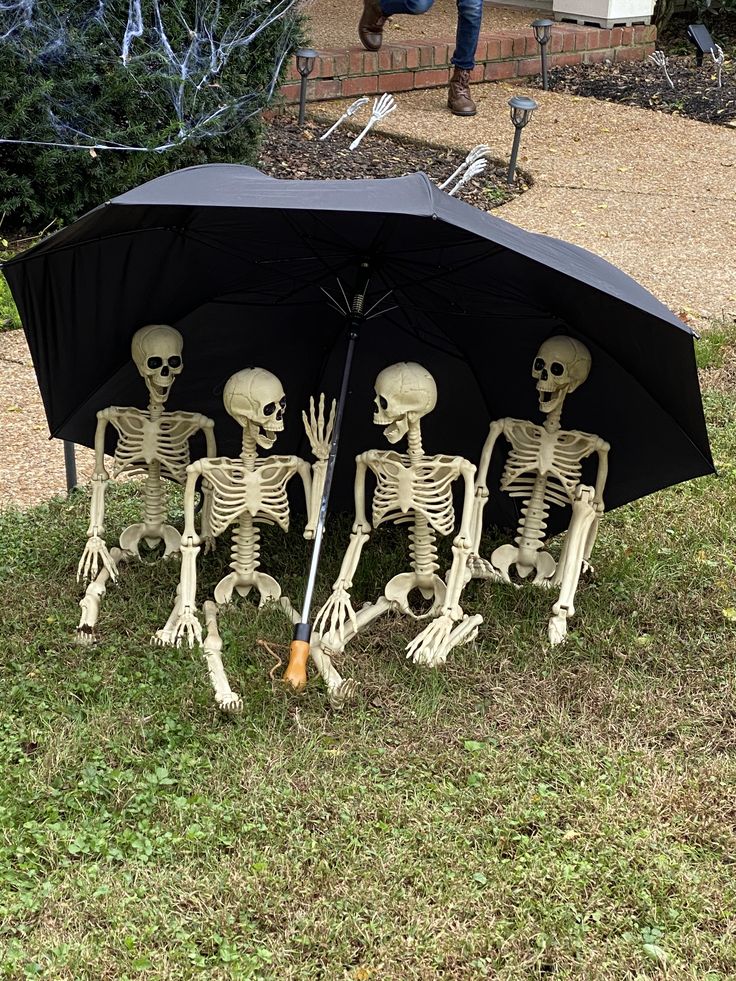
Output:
[
  {"xmin": 438, "ymin": 144, "xmax": 489, "ymax": 192},
  {"xmin": 309, "ymin": 362, "xmax": 482, "ymax": 704},
  {"xmin": 154, "ymin": 367, "xmax": 335, "ymax": 714},
  {"xmin": 76, "ymin": 325, "xmax": 216, "ymax": 643},
  {"xmin": 711, "ymin": 44, "xmax": 725, "ymax": 88},
  {"xmin": 468, "ymin": 336, "xmax": 610, "ymax": 645},
  {"xmin": 320, "ymin": 97, "xmax": 370, "ymax": 140},
  {"xmin": 349, "ymin": 93, "xmax": 397, "ymax": 151}
]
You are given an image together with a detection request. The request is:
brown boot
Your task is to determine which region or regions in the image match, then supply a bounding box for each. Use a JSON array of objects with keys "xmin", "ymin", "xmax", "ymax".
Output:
[
  {"xmin": 448, "ymin": 67, "xmax": 477, "ymax": 116},
  {"xmin": 359, "ymin": 0, "xmax": 387, "ymax": 51}
]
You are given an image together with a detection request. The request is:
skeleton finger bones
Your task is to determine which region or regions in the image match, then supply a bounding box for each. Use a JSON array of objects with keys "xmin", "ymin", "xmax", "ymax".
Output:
[{"xmin": 349, "ymin": 93, "xmax": 397, "ymax": 151}]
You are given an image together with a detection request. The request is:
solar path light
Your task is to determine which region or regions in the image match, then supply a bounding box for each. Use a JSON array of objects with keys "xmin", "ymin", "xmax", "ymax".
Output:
[
  {"xmin": 532, "ymin": 18, "xmax": 554, "ymax": 91},
  {"xmin": 295, "ymin": 48, "xmax": 318, "ymax": 126},
  {"xmin": 506, "ymin": 95, "xmax": 538, "ymax": 186}
]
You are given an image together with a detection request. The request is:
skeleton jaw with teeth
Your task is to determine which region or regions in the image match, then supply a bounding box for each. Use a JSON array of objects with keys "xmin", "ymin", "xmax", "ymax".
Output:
[
  {"xmin": 532, "ymin": 336, "xmax": 592, "ymax": 416},
  {"xmin": 131, "ymin": 324, "xmax": 184, "ymax": 409},
  {"xmin": 223, "ymin": 368, "xmax": 286, "ymax": 450},
  {"xmin": 373, "ymin": 362, "xmax": 438, "ymax": 443}
]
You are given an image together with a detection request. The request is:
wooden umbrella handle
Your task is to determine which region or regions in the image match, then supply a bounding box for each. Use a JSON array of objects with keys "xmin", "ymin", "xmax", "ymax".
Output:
[{"xmin": 283, "ymin": 639, "xmax": 309, "ymax": 690}]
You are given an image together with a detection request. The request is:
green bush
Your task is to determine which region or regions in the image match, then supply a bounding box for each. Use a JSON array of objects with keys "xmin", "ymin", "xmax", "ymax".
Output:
[{"xmin": 0, "ymin": 1, "xmax": 301, "ymax": 233}]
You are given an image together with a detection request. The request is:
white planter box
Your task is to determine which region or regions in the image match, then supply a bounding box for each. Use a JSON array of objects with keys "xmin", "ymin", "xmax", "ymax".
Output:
[{"xmin": 552, "ymin": 0, "xmax": 654, "ymax": 26}]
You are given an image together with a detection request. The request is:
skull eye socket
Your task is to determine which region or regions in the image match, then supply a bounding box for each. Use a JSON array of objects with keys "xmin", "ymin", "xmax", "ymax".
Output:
[
  {"xmin": 379, "ymin": 396, "xmax": 388, "ymax": 410},
  {"xmin": 279, "ymin": 398, "xmax": 286, "ymax": 410},
  {"xmin": 550, "ymin": 362, "xmax": 564, "ymax": 376},
  {"xmin": 533, "ymin": 357, "xmax": 545, "ymax": 373},
  {"xmin": 264, "ymin": 402, "xmax": 277, "ymax": 416},
  {"xmin": 168, "ymin": 356, "xmax": 182, "ymax": 369},
  {"xmin": 147, "ymin": 356, "xmax": 163, "ymax": 369}
]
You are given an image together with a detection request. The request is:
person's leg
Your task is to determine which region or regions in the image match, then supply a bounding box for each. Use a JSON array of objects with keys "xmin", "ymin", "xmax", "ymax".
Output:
[
  {"xmin": 452, "ymin": 0, "xmax": 483, "ymax": 69},
  {"xmin": 447, "ymin": 0, "xmax": 483, "ymax": 115},
  {"xmin": 359, "ymin": 0, "xmax": 434, "ymax": 52}
]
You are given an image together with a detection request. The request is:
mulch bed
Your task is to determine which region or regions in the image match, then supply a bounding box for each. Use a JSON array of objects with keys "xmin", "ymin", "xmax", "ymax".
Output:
[
  {"xmin": 549, "ymin": 54, "xmax": 735, "ymax": 125},
  {"xmin": 549, "ymin": 13, "xmax": 736, "ymax": 126},
  {"xmin": 257, "ymin": 114, "xmax": 529, "ymax": 211}
]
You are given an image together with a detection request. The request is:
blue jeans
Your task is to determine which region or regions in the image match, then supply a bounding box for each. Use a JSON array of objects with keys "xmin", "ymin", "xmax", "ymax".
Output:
[{"xmin": 378, "ymin": 0, "xmax": 483, "ymax": 70}]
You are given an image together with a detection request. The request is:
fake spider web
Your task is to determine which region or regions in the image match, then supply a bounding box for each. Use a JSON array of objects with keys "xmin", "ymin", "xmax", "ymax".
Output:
[{"xmin": 0, "ymin": 0, "xmax": 302, "ymax": 152}]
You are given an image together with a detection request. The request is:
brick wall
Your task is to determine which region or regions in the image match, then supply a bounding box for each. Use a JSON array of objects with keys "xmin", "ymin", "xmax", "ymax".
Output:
[{"xmin": 280, "ymin": 24, "xmax": 656, "ymax": 102}]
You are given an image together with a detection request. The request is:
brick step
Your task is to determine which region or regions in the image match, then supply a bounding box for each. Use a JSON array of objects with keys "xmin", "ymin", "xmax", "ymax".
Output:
[{"xmin": 280, "ymin": 24, "xmax": 656, "ymax": 103}]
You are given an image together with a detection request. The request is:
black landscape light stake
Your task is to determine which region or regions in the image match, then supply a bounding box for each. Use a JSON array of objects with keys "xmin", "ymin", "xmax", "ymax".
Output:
[
  {"xmin": 295, "ymin": 48, "xmax": 318, "ymax": 126},
  {"xmin": 507, "ymin": 95, "xmax": 538, "ymax": 186},
  {"xmin": 532, "ymin": 18, "xmax": 554, "ymax": 91}
]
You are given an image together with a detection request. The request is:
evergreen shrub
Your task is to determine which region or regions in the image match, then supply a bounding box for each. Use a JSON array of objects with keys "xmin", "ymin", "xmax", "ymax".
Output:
[{"xmin": 0, "ymin": 1, "xmax": 300, "ymax": 233}]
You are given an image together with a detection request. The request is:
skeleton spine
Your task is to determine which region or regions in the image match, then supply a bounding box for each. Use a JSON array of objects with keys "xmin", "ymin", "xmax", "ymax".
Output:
[
  {"xmin": 230, "ymin": 516, "xmax": 260, "ymax": 577},
  {"xmin": 409, "ymin": 518, "xmax": 439, "ymax": 576},
  {"xmin": 142, "ymin": 461, "xmax": 166, "ymax": 530},
  {"xmin": 515, "ymin": 475, "xmax": 549, "ymax": 552}
]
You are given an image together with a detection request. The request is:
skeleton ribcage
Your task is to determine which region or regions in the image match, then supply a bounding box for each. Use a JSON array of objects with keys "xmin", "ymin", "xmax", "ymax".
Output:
[
  {"xmin": 199, "ymin": 456, "xmax": 296, "ymax": 538},
  {"xmin": 500, "ymin": 420, "xmax": 598, "ymax": 508},
  {"xmin": 369, "ymin": 453, "xmax": 459, "ymax": 536},
  {"xmin": 109, "ymin": 409, "xmax": 204, "ymax": 484}
]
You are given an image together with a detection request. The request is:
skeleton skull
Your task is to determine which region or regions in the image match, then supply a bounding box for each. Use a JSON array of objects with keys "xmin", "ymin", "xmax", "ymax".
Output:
[
  {"xmin": 131, "ymin": 325, "xmax": 184, "ymax": 407},
  {"xmin": 373, "ymin": 362, "xmax": 437, "ymax": 444},
  {"xmin": 223, "ymin": 367, "xmax": 286, "ymax": 450},
  {"xmin": 532, "ymin": 336, "xmax": 591, "ymax": 415}
]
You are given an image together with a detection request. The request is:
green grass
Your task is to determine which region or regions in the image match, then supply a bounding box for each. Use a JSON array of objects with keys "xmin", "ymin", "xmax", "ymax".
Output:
[
  {"xmin": 1, "ymin": 325, "xmax": 735, "ymax": 979},
  {"xmin": 0, "ymin": 269, "xmax": 20, "ymax": 333}
]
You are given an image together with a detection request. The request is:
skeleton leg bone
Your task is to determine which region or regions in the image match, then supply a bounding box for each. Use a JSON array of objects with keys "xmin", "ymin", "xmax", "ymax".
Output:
[
  {"xmin": 311, "ymin": 595, "xmax": 394, "ymax": 708},
  {"xmin": 76, "ymin": 547, "xmax": 126, "ymax": 644},
  {"xmin": 202, "ymin": 600, "xmax": 244, "ymax": 715},
  {"xmin": 548, "ymin": 487, "xmax": 598, "ymax": 646}
]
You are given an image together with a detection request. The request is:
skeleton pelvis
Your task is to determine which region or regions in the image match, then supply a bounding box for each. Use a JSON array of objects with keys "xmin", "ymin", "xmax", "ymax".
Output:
[
  {"xmin": 214, "ymin": 570, "xmax": 282, "ymax": 607},
  {"xmin": 119, "ymin": 522, "xmax": 181, "ymax": 558},
  {"xmin": 384, "ymin": 572, "xmax": 446, "ymax": 618},
  {"xmin": 491, "ymin": 543, "xmax": 556, "ymax": 584}
]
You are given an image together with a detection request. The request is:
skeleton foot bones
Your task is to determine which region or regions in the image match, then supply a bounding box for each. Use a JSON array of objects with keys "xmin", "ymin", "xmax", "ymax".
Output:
[
  {"xmin": 155, "ymin": 367, "xmax": 338, "ymax": 712},
  {"xmin": 76, "ymin": 325, "xmax": 216, "ymax": 644},
  {"xmin": 468, "ymin": 336, "xmax": 610, "ymax": 646}
]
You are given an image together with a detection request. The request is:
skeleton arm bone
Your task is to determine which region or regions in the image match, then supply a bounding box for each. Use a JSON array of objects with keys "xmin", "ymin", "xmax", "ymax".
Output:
[
  {"xmin": 77, "ymin": 413, "xmax": 117, "ymax": 583},
  {"xmin": 312, "ymin": 454, "xmax": 371, "ymax": 645},
  {"xmin": 444, "ymin": 460, "xmax": 476, "ymax": 618},
  {"xmin": 170, "ymin": 465, "xmax": 203, "ymax": 647},
  {"xmin": 470, "ymin": 420, "xmax": 505, "ymax": 554},
  {"xmin": 302, "ymin": 394, "xmax": 335, "ymax": 538},
  {"xmin": 199, "ymin": 417, "xmax": 217, "ymax": 548},
  {"xmin": 593, "ymin": 440, "xmax": 610, "ymax": 512}
]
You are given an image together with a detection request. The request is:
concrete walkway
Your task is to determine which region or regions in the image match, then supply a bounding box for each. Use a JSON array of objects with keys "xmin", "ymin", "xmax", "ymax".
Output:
[
  {"xmin": 315, "ymin": 82, "xmax": 736, "ymax": 325},
  {"xmin": 2, "ymin": 83, "xmax": 735, "ymax": 507}
]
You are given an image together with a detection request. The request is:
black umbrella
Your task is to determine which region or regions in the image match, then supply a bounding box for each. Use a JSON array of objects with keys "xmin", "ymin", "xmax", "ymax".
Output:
[{"xmin": 3, "ymin": 164, "xmax": 714, "ymax": 681}]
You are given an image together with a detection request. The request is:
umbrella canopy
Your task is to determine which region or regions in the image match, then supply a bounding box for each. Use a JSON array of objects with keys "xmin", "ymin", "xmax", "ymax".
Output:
[{"xmin": 3, "ymin": 163, "xmax": 713, "ymax": 534}]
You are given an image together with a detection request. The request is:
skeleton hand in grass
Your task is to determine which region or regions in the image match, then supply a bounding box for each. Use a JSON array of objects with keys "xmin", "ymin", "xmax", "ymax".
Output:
[
  {"xmin": 349, "ymin": 94, "xmax": 397, "ymax": 151},
  {"xmin": 77, "ymin": 535, "xmax": 118, "ymax": 584}
]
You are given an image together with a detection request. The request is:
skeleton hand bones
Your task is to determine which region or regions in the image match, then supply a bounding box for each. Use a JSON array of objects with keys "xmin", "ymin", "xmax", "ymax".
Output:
[
  {"xmin": 302, "ymin": 393, "xmax": 336, "ymax": 539},
  {"xmin": 77, "ymin": 533, "xmax": 118, "ymax": 584},
  {"xmin": 349, "ymin": 94, "xmax": 397, "ymax": 151},
  {"xmin": 319, "ymin": 97, "xmax": 370, "ymax": 140}
]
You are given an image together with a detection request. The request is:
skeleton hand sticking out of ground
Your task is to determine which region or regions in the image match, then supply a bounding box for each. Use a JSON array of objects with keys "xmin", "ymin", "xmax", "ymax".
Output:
[
  {"xmin": 320, "ymin": 97, "xmax": 370, "ymax": 140},
  {"xmin": 349, "ymin": 94, "xmax": 397, "ymax": 151},
  {"xmin": 439, "ymin": 144, "xmax": 489, "ymax": 191}
]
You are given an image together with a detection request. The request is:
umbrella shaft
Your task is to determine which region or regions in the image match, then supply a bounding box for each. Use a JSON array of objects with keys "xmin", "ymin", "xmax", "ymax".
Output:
[{"xmin": 299, "ymin": 323, "xmax": 359, "ymax": 624}]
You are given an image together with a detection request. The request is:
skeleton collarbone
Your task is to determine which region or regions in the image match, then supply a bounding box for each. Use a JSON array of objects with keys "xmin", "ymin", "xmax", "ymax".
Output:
[
  {"xmin": 194, "ymin": 454, "xmax": 299, "ymax": 537},
  {"xmin": 366, "ymin": 450, "xmax": 461, "ymax": 534},
  {"xmin": 501, "ymin": 419, "xmax": 600, "ymax": 506},
  {"xmin": 105, "ymin": 407, "xmax": 206, "ymax": 483}
]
